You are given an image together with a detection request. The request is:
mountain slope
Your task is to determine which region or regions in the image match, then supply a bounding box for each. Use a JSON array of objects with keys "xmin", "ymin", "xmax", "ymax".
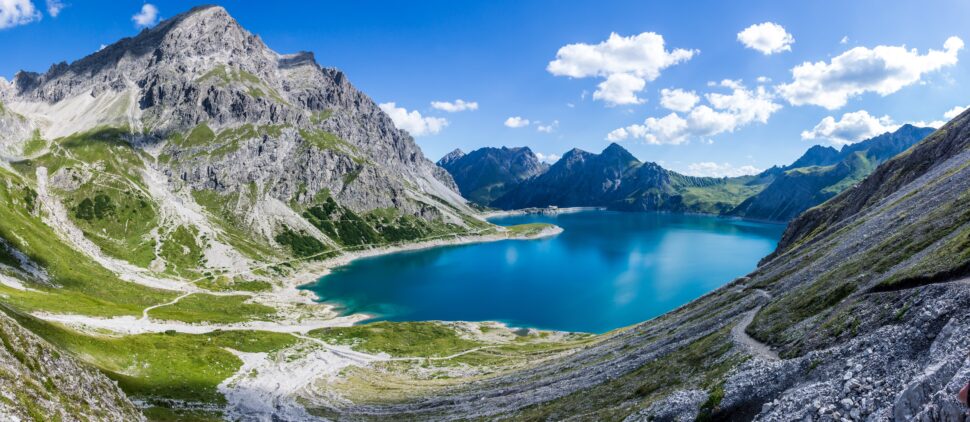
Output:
[
  {"xmin": 729, "ymin": 124, "xmax": 935, "ymax": 221},
  {"xmin": 0, "ymin": 307, "xmax": 143, "ymax": 421},
  {"xmin": 3, "ymin": 5, "xmax": 481, "ymax": 276},
  {"xmin": 436, "ymin": 146, "xmax": 547, "ymax": 205},
  {"xmin": 305, "ymin": 107, "xmax": 970, "ymax": 422},
  {"xmin": 0, "ymin": 6, "xmax": 564, "ymax": 419}
]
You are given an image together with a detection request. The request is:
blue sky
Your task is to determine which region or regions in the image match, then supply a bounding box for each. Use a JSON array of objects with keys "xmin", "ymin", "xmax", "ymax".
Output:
[{"xmin": 3, "ymin": 1, "xmax": 970, "ymax": 176}]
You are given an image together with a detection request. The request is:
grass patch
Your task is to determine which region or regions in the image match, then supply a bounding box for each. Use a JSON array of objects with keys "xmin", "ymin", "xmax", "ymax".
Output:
[
  {"xmin": 147, "ymin": 294, "xmax": 276, "ymax": 324},
  {"xmin": 309, "ymin": 321, "xmax": 482, "ymax": 358},
  {"xmin": 504, "ymin": 223, "xmax": 553, "ymax": 237},
  {"xmin": 159, "ymin": 225, "xmax": 205, "ymax": 278},
  {"xmin": 12, "ymin": 312, "xmax": 297, "ymax": 404},
  {"xmin": 274, "ymin": 227, "xmax": 328, "ymax": 258},
  {"xmin": 196, "ymin": 276, "xmax": 273, "ymax": 293},
  {"xmin": 0, "ymin": 168, "xmax": 176, "ymax": 317}
]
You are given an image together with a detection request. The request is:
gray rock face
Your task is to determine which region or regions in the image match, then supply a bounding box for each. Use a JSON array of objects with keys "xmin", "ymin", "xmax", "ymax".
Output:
[
  {"xmin": 437, "ymin": 146, "xmax": 547, "ymax": 205},
  {"xmin": 0, "ymin": 312, "xmax": 143, "ymax": 421},
  {"xmin": 9, "ymin": 5, "xmax": 468, "ymax": 223}
]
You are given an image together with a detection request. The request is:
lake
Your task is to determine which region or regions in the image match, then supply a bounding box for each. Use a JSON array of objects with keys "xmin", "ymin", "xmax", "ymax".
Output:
[{"xmin": 301, "ymin": 211, "xmax": 785, "ymax": 333}]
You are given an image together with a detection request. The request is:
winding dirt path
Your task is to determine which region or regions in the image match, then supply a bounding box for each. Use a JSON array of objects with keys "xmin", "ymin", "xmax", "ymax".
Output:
[{"xmin": 731, "ymin": 289, "xmax": 780, "ymax": 361}]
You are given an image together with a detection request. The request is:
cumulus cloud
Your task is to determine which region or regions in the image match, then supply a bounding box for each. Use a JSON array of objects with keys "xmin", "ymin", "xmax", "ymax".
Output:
[
  {"xmin": 547, "ymin": 32, "xmax": 697, "ymax": 106},
  {"xmin": 593, "ymin": 73, "xmax": 646, "ymax": 105},
  {"xmin": 685, "ymin": 162, "xmax": 763, "ymax": 177},
  {"xmin": 45, "ymin": 0, "xmax": 63, "ymax": 17},
  {"xmin": 607, "ymin": 80, "xmax": 780, "ymax": 145},
  {"xmin": 537, "ymin": 120, "xmax": 559, "ymax": 133},
  {"xmin": 659, "ymin": 88, "xmax": 699, "ymax": 112},
  {"xmin": 907, "ymin": 104, "xmax": 970, "ymax": 129},
  {"xmin": 430, "ymin": 99, "xmax": 478, "ymax": 112},
  {"xmin": 132, "ymin": 3, "xmax": 159, "ymax": 28},
  {"xmin": 777, "ymin": 37, "xmax": 964, "ymax": 109},
  {"xmin": 535, "ymin": 152, "xmax": 561, "ymax": 164},
  {"xmin": 943, "ymin": 105, "xmax": 969, "ymax": 119},
  {"xmin": 801, "ymin": 110, "xmax": 898, "ymax": 146},
  {"xmin": 504, "ymin": 116, "xmax": 530, "ymax": 128},
  {"xmin": 378, "ymin": 102, "xmax": 448, "ymax": 136},
  {"xmin": 737, "ymin": 22, "xmax": 794, "ymax": 55},
  {"xmin": 840, "ymin": 36, "xmax": 849, "ymax": 45},
  {"xmin": 0, "ymin": 0, "xmax": 41, "ymax": 29}
]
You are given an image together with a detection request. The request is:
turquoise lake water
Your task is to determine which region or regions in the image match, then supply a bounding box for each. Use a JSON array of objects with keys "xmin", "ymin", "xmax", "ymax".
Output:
[{"xmin": 301, "ymin": 211, "xmax": 785, "ymax": 333}]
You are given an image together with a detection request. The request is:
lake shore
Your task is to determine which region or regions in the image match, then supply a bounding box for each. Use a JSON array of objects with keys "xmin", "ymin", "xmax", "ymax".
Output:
[
  {"xmin": 281, "ymin": 223, "xmax": 564, "ymax": 312},
  {"xmin": 481, "ymin": 206, "xmax": 606, "ymax": 219}
]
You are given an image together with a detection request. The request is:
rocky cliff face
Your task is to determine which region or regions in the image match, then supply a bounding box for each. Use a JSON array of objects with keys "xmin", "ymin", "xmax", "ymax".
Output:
[
  {"xmin": 436, "ymin": 146, "xmax": 547, "ymax": 205},
  {"xmin": 4, "ymin": 5, "xmax": 474, "ymax": 266}
]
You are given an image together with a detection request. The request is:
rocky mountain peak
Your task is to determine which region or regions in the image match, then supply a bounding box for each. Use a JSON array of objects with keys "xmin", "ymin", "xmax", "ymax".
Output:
[
  {"xmin": 437, "ymin": 149, "xmax": 466, "ymax": 167},
  {"xmin": 600, "ymin": 142, "xmax": 639, "ymax": 164}
]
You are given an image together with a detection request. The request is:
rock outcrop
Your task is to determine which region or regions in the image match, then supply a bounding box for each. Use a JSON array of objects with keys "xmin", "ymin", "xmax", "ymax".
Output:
[{"xmin": 0, "ymin": 310, "xmax": 143, "ymax": 421}]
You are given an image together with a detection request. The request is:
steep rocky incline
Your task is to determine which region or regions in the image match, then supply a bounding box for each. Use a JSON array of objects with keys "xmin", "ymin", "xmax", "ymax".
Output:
[{"xmin": 0, "ymin": 308, "xmax": 143, "ymax": 421}]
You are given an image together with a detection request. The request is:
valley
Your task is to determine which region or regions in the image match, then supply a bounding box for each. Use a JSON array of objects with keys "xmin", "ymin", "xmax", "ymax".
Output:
[{"xmin": 0, "ymin": 4, "xmax": 968, "ymax": 422}]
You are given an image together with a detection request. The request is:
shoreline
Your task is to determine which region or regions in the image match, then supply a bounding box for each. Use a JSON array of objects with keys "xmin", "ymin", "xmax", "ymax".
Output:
[
  {"xmin": 280, "ymin": 224, "xmax": 564, "ymax": 320},
  {"xmin": 481, "ymin": 206, "xmax": 605, "ymax": 219}
]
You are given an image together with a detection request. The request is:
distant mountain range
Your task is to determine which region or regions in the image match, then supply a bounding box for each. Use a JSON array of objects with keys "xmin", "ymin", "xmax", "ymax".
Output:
[
  {"xmin": 440, "ymin": 124, "xmax": 935, "ymax": 221},
  {"xmin": 437, "ymin": 147, "xmax": 548, "ymax": 205}
]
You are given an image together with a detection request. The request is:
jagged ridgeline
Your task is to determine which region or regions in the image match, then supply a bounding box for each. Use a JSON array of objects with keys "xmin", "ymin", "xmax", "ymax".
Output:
[
  {"xmin": 0, "ymin": 4, "xmax": 483, "ymax": 273},
  {"xmin": 448, "ymin": 125, "xmax": 934, "ymax": 222}
]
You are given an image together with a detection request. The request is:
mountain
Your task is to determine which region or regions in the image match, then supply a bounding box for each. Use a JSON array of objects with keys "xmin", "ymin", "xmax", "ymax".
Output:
[
  {"xmin": 0, "ymin": 6, "xmax": 539, "ymax": 418},
  {"xmin": 316, "ymin": 107, "xmax": 970, "ymax": 422},
  {"xmin": 436, "ymin": 146, "xmax": 547, "ymax": 205},
  {"xmin": 1, "ymin": 5, "xmax": 483, "ymax": 272},
  {"xmin": 729, "ymin": 124, "xmax": 936, "ymax": 221},
  {"xmin": 490, "ymin": 142, "xmax": 766, "ymax": 214},
  {"xmin": 452, "ymin": 125, "xmax": 931, "ymax": 221}
]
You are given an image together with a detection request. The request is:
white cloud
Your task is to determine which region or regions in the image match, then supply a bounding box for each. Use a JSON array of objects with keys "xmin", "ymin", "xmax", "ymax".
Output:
[
  {"xmin": 840, "ymin": 36, "xmax": 849, "ymax": 45},
  {"xmin": 132, "ymin": 3, "xmax": 159, "ymax": 28},
  {"xmin": 943, "ymin": 105, "xmax": 969, "ymax": 119},
  {"xmin": 685, "ymin": 162, "xmax": 763, "ymax": 177},
  {"xmin": 535, "ymin": 152, "xmax": 561, "ymax": 164},
  {"xmin": 378, "ymin": 102, "xmax": 448, "ymax": 136},
  {"xmin": 737, "ymin": 22, "xmax": 794, "ymax": 55},
  {"xmin": 537, "ymin": 120, "xmax": 559, "ymax": 133},
  {"xmin": 593, "ymin": 73, "xmax": 646, "ymax": 105},
  {"xmin": 98, "ymin": 43, "xmax": 106, "ymax": 51},
  {"xmin": 504, "ymin": 116, "xmax": 530, "ymax": 128},
  {"xmin": 777, "ymin": 37, "xmax": 964, "ymax": 109},
  {"xmin": 430, "ymin": 99, "xmax": 478, "ymax": 112},
  {"xmin": 0, "ymin": 0, "xmax": 41, "ymax": 29},
  {"xmin": 547, "ymin": 32, "xmax": 697, "ymax": 106},
  {"xmin": 907, "ymin": 104, "xmax": 970, "ymax": 129},
  {"xmin": 659, "ymin": 88, "xmax": 699, "ymax": 112},
  {"xmin": 801, "ymin": 110, "xmax": 899, "ymax": 146},
  {"xmin": 607, "ymin": 81, "xmax": 781, "ymax": 145},
  {"xmin": 45, "ymin": 0, "xmax": 63, "ymax": 17},
  {"xmin": 756, "ymin": 76, "xmax": 771, "ymax": 83}
]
